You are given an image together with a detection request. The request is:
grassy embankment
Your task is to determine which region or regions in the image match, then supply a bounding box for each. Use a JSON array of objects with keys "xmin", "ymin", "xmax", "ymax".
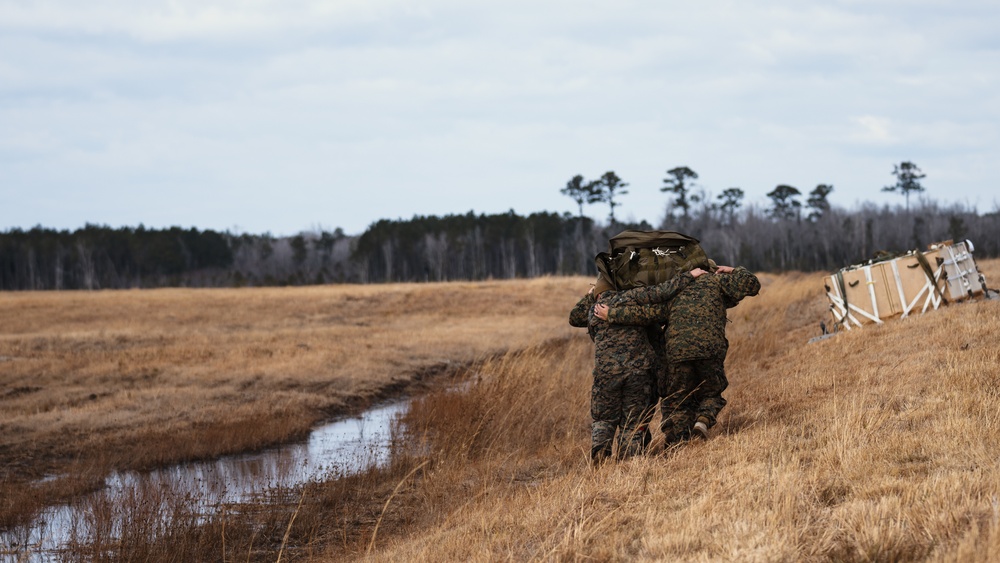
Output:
[
  {"xmin": 346, "ymin": 259, "xmax": 1000, "ymax": 562},
  {"xmin": 0, "ymin": 277, "xmax": 587, "ymax": 530},
  {"xmin": 4, "ymin": 260, "xmax": 1000, "ymax": 561}
]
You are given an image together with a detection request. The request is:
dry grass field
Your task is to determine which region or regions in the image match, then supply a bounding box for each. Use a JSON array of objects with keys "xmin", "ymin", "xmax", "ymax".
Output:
[
  {"xmin": 342, "ymin": 259, "xmax": 1000, "ymax": 562},
  {"xmin": 3, "ymin": 259, "xmax": 1000, "ymax": 561},
  {"xmin": 0, "ymin": 278, "xmax": 587, "ymax": 529}
]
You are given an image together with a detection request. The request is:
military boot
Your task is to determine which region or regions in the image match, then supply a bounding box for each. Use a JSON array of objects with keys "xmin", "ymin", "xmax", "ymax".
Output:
[{"xmin": 692, "ymin": 416, "xmax": 710, "ymax": 440}]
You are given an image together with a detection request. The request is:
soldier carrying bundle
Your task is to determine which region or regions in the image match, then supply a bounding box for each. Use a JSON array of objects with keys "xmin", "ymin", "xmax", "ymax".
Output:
[
  {"xmin": 572, "ymin": 230, "xmax": 759, "ymax": 460},
  {"xmin": 594, "ymin": 230, "xmax": 712, "ymax": 292}
]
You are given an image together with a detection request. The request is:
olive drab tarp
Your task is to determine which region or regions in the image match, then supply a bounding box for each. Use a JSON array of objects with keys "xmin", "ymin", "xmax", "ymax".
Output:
[
  {"xmin": 595, "ymin": 230, "xmax": 710, "ymax": 291},
  {"xmin": 823, "ymin": 239, "xmax": 991, "ymax": 331}
]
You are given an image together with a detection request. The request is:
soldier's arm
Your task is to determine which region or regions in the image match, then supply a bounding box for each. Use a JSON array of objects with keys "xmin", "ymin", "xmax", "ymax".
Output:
[
  {"xmin": 606, "ymin": 303, "xmax": 670, "ymax": 326},
  {"xmin": 720, "ymin": 266, "xmax": 761, "ymax": 307},
  {"xmin": 569, "ymin": 292, "xmax": 595, "ymax": 327},
  {"xmin": 625, "ymin": 270, "xmax": 698, "ymax": 306}
]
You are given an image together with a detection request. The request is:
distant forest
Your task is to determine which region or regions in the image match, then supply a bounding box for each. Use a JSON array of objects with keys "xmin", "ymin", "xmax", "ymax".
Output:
[{"xmin": 3, "ymin": 200, "xmax": 999, "ymax": 290}]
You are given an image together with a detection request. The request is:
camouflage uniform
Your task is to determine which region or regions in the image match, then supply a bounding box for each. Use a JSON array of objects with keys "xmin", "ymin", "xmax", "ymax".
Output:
[
  {"xmin": 645, "ymin": 324, "xmax": 669, "ymax": 401},
  {"xmin": 608, "ymin": 267, "xmax": 760, "ymax": 444},
  {"xmin": 583, "ymin": 273, "xmax": 695, "ymax": 462},
  {"xmin": 568, "ymin": 292, "xmax": 595, "ymax": 332}
]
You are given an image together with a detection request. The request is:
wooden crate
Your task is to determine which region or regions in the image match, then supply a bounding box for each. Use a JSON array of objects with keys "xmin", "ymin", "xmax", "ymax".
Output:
[{"xmin": 823, "ymin": 240, "xmax": 988, "ymax": 330}]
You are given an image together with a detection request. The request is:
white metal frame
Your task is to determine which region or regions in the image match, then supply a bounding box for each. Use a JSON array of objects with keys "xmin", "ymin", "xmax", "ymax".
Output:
[
  {"xmin": 940, "ymin": 243, "xmax": 977, "ymax": 299},
  {"xmin": 826, "ymin": 257, "xmax": 944, "ymax": 330}
]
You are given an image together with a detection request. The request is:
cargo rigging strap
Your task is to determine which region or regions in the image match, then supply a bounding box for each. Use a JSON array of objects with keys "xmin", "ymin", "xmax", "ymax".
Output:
[
  {"xmin": 834, "ymin": 270, "xmax": 850, "ymax": 329},
  {"xmin": 915, "ymin": 251, "xmax": 949, "ymax": 306}
]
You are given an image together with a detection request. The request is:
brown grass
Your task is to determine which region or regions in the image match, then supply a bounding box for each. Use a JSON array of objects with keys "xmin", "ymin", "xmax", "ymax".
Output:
[
  {"xmin": 352, "ymin": 259, "xmax": 1000, "ymax": 561},
  {"xmin": 4, "ymin": 260, "xmax": 1000, "ymax": 561},
  {"xmin": 0, "ymin": 277, "xmax": 588, "ymax": 528}
]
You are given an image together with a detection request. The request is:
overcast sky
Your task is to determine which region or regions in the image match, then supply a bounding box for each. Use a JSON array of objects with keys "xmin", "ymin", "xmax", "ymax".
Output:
[{"xmin": 2, "ymin": 0, "xmax": 998, "ymax": 236}]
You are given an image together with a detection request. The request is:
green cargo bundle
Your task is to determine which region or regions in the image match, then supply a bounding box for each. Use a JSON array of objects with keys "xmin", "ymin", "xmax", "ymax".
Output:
[{"xmin": 595, "ymin": 230, "xmax": 710, "ymax": 291}]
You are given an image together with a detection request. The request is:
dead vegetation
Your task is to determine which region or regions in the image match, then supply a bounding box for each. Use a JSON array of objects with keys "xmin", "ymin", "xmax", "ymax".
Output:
[
  {"xmin": 0, "ymin": 277, "xmax": 588, "ymax": 529},
  {"xmin": 355, "ymin": 259, "xmax": 1000, "ymax": 562},
  {"xmin": 3, "ymin": 260, "xmax": 1000, "ymax": 561}
]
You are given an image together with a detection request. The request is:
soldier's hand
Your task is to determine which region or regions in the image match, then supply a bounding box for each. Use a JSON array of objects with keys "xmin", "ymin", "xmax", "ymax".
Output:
[
  {"xmin": 689, "ymin": 268, "xmax": 707, "ymax": 278},
  {"xmin": 715, "ymin": 265, "xmax": 735, "ymax": 273},
  {"xmin": 594, "ymin": 304, "xmax": 609, "ymax": 320}
]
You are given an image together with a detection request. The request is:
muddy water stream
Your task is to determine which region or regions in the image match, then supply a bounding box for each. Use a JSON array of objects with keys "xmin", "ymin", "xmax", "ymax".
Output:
[{"xmin": 1, "ymin": 401, "xmax": 408, "ymax": 561}]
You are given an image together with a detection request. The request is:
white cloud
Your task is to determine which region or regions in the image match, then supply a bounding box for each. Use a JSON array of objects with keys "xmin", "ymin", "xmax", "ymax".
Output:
[
  {"xmin": 2, "ymin": 0, "xmax": 999, "ymax": 234},
  {"xmin": 852, "ymin": 115, "xmax": 895, "ymax": 144},
  {"xmin": 0, "ymin": 0, "xmax": 379, "ymax": 40}
]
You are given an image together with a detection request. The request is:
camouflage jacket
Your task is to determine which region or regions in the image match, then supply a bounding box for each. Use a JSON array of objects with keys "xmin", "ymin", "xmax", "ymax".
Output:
[
  {"xmin": 588, "ymin": 273, "xmax": 695, "ymax": 375},
  {"xmin": 608, "ymin": 267, "xmax": 760, "ymax": 362},
  {"xmin": 569, "ymin": 292, "xmax": 595, "ymax": 331},
  {"xmin": 569, "ymin": 293, "xmax": 595, "ymax": 340}
]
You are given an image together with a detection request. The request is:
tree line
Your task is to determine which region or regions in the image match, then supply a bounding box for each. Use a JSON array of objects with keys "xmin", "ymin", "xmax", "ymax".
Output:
[
  {"xmin": 2, "ymin": 161, "xmax": 998, "ymax": 289},
  {"xmin": 565, "ymin": 160, "xmax": 928, "ymax": 227},
  {"xmin": 0, "ymin": 225, "xmax": 233, "ymax": 290},
  {"xmin": 3, "ymin": 203, "xmax": 998, "ymax": 290}
]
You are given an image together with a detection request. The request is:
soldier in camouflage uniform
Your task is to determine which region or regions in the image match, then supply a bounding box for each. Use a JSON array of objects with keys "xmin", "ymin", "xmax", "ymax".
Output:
[
  {"xmin": 595, "ymin": 265, "xmax": 760, "ymax": 446},
  {"xmin": 571, "ymin": 269, "xmax": 707, "ymax": 463}
]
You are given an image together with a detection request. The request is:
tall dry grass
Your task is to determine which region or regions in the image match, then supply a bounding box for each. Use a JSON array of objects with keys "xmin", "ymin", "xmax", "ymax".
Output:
[
  {"xmin": 355, "ymin": 259, "xmax": 1000, "ymax": 561},
  {"xmin": 5, "ymin": 260, "xmax": 1000, "ymax": 561},
  {"xmin": 0, "ymin": 277, "xmax": 590, "ymax": 529}
]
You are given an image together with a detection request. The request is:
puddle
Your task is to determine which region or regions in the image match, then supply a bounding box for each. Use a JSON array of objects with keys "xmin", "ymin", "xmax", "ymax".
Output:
[{"xmin": 1, "ymin": 401, "xmax": 408, "ymax": 561}]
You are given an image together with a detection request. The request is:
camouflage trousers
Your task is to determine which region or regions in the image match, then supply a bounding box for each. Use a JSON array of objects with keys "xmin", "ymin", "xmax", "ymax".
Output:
[
  {"xmin": 591, "ymin": 368, "xmax": 656, "ymax": 463},
  {"xmin": 659, "ymin": 358, "xmax": 728, "ymax": 444}
]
